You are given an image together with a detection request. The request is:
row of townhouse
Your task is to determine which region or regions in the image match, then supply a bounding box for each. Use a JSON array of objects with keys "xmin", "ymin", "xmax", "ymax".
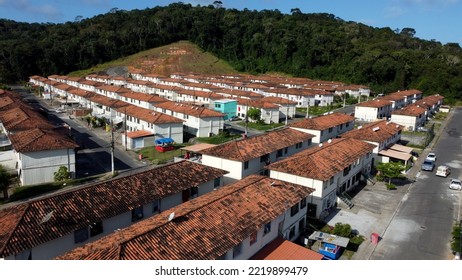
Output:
[
  {"xmin": 0, "ymin": 160, "xmax": 322, "ymax": 260},
  {"xmin": 29, "ymin": 77, "xmax": 227, "ymax": 144},
  {"xmin": 0, "ymin": 90, "xmax": 78, "ymax": 186},
  {"xmin": 0, "ymin": 160, "xmax": 228, "ymax": 260},
  {"xmin": 353, "ymin": 89, "xmax": 444, "ymax": 129}
]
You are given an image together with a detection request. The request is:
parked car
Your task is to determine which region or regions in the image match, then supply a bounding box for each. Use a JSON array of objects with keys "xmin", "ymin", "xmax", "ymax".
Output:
[
  {"xmin": 229, "ymin": 116, "xmax": 241, "ymax": 121},
  {"xmin": 421, "ymin": 160, "xmax": 435, "ymax": 171},
  {"xmin": 449, "ymin": 179, "xmax": 462, "ymax": 190},
  {"xmin": 436, "ymin": 165, "xmax": 451, "ymax": 177},
  {"xmin": 426, "ymin": 152, "xmax": 437, "ymax": 162}
]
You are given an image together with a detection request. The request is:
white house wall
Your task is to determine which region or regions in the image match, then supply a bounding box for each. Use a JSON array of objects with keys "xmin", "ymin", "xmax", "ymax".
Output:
[
  {"xmin": 355, "ymin": 106, "xmax": 379, "ymax": 122},
  {"xmin": 19, "ymin": 149, "xmax": 76, "ymax": 186}
]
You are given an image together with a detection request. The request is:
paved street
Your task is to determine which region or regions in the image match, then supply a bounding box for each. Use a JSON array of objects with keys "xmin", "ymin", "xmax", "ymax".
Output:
[{"xmin": 329, "ymin": 107, "xmax": 462, "ymax": 260}]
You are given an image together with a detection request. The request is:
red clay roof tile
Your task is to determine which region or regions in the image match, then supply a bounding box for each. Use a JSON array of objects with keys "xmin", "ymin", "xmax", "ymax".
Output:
[
  {"xmin": 267, "ymin": 138, "xmax": 375, "ymax": 180},
  {"xmin": 56, "ymin": 175, "xmax": 314, "ymax": 260},
  {"xmin": 340, "ymin": 120, "xmax": 403, "ymax": 143},
  {"xmin": 200, "ymin": 128, "xmax": 314, "ymax": 162},
  {"xmin": 0, "ymin": 161, "xmax": 228, "ymax": 258},
  {"xmin": 289, "ymin": 113, "xmax": 354, "ymax": 130}
]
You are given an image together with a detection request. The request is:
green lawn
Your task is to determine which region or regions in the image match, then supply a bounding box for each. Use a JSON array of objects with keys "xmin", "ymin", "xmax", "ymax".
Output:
[
  {"xmin": 296, "ymin": 104, "xmax": 343, "ymax": 116},
  {"xmin": 237, "ymin": 121, "xmax": 284, "ymax": 131},
  {"xmin": 195, "ymin": 134, "xmax": 241, "ymax": 144},
  {"xmin": 138, "ymin": 144, "xmax": 186, "ymax": 164}
]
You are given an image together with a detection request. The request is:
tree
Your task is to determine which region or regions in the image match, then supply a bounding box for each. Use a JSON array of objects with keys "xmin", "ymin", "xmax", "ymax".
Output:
[
  {"xmin": 376, "ymin": 162, "xmax": 406, "ymax": 184},
  {"xmin": 450, "ymin": 222, "xmax": 461, "ymax": 254},
  {"xmin": 247, "ymin": 107, "xmax": 261, "ymax": 122},
  {"xmin": 54, "ymin": 166, "xmax": 70, "ymax": 182},
  {"xmin": 0, "ymin": 164, "xmax": 11, "ymax": 199}
]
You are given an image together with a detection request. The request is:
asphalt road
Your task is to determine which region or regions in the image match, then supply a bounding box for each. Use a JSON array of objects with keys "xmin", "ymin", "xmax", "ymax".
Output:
[
  {"xmin": 370, "ymin": 107, "xmax": 462, "ymax": 259},
  {"xmin": 10, "ymin": 85, "xmax": 145, "ymax": 178}
]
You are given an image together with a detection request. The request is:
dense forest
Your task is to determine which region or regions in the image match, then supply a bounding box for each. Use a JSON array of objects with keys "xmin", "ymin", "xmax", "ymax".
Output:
[{"xmin": 1, "ymin": 2, "xmax": 461, "ymax": 103}]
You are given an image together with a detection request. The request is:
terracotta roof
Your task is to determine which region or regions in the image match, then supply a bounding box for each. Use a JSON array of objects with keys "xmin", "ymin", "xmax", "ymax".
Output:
[
  {"xmin": 214, "ymin": 88, "xmax": 263, "ymax": 99},
  {"xmin": 175, "ymin": 89, "xmax": 224, "ymax": 100},
  {"xmin": 201, "ymin": 128, "xmax": 314, "ymax": 162},
  {"xmin": 0, "ymin": 107, "xmax": 56, "ymax": 132},
  {"xmin": 9, "ymin": 128, "xmax": 79, "ymax": 153},
  {"xmin": 125, "ymin": 130, "xmax": 154, "ymax": 139},
  {"xmin": 116, "ymin": 105, "xmax": 183, "ymax": 124},
  {"xmin": 0, "ymin": 161, "xmax": 228, "ymax": 258},
  {"xmin": 340, "ymin": 120, "xmax": 404, "ymax": 143},
  {"xmin": 289, "ymin": 113, "xmax": 354, "ymax": 131},
  {"xmin": 414, "ymin": 94, "xmax": 444, "ymax": 107},
  {"xmin": 155, "ymin": 101, "xmax": 225, "ymax": 118},
  {"xmin": 391, "ymin": 89, "xmax": 422, "ymax": 97},
  {"xmin": 56, "ymin": 175, "xmax": 314, "ymax": 260},
  {"xmin": 250, "ymin": 237, "xmax": 324, "ymax": 260},
  {"xmin": 267, "ymin": 138, "xmax": 376, "ymax": 180},
  {"xmin": 261, "ymin": 96, "xmax": 298, "ymax": 105},
  {"xmin": 96, "ymin": 85, "xmax": 130, "ymax": 94},
  {"xmin": 119, "ymin": 91, "xmax": 168, "ymax": 103},
  {"xmin": 356, "ymin": 99, "xmax": 392, "ymax": 108},
  {"xmin": 235, "ymin": 98, "xmax": 279, "ymax": 109},
  {"xmin": 87, "ymin": 94, "xmax": 130, "ymax": 109},
  {"xmin": 391, "ymin": 104, "xmax": 426, "ymax": 116}
]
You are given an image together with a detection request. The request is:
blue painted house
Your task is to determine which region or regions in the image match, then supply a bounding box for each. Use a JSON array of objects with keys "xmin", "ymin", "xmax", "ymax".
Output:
[{"xmin": 214, "ymin": 99, "xmax": 237, "ymax": 120}]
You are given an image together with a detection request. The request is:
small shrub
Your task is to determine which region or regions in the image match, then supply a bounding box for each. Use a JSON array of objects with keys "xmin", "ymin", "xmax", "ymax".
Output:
[{"xmin": 386, "ymin": 183, "xmax": 397, "ymax": 190}]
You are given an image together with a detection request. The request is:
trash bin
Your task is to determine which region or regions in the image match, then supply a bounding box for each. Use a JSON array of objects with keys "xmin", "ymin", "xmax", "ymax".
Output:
[{"xmin": 371, "ymin": 233, "xmax": 380, "ymax": 245}]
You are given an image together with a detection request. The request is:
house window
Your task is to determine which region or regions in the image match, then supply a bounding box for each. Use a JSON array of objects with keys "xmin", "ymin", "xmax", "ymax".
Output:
[
  {"xmin": 184, "ymin": 114, "xmax": 189, "ymax": 119},
  {"xmin": 343, "ymin": 165, "xmax": 351, "ymax": 176},
  {"xmin": 299, "ymin": 218, "xmax": 305, "ymax": 234},
  {"xmin": 346, "ymin": 122, "xmax": 350, "ymax": 127},
  {"xmin": 330, "ymin": 176, "xmax": 334, "ymax": 185},
  {"xmin": 264, "ymin": 222, "xmax": 272, "ymax": 235},
  {"xmin": 250, "ymin": 231, "xmax": 257, "ymax": 246},
  {"xmin": 233, "ymin": 243, "xmax": 242, "ymax": 258},
  {"xmin": 277, "ymin": 149, "xmax": 283, "ymax": 157},
  {"xmin": 152, "ymin": 199, "xmax": 160, "ymax": 213},
  {"xmin": 244, "ymin": 161, "xmax": 249, "ymax": 170},
  {"xmin": 74, "ymin": 228, "xmax": 88, "ymax": 243},
  {"xmin": 289, "ymin": 226, "xmax": 296, "ymax": 239},
  {"xmin": 284, "ymin": 147, "xmax": 288, "ymax": 154},
  {"xmin": 89, "ymin": 221, "xmax": 103, "ymax": 237},
  {"xmin": 190, "ymin": 186, "xmax": 199, "ymax": 198},
  {"xmin": 328, "ymin": 127, "xmax": 333, "ymax": 133},
  {"xmin": 214, "ymin": 177, "xmax": 221, "ymax": 189},
  {"xmin": 296, "ymin": 142, "xmax": 302, "ymax": 149},
  {"xmin": 132, "ymin": 206, "xmax": 144, "ymax": 222},
  {"xmin": 260, "ymin": 154, "xmax": 269, "ymax": 164},
  {"xmin": 340, "ymin": 124, "xmax": 343, "ymax": 129},
  {"xmin": 290, "ymin": 204, "xmax": 299, "ymax": 217},
  {"xmin": 300, "ymin": 198, "xmax": 307, "ymax": 209}
]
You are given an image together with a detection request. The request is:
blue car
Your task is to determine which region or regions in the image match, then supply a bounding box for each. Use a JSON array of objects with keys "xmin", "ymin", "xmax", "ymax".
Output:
[{"xmin": 421, "ymin": 160, "xmax": 435, "ymax": 171}]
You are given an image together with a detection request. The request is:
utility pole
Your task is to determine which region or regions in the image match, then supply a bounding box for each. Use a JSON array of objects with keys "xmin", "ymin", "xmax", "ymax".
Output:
[
  {"xmin": 124, "ymin": 107, "xmax": 128, "ymax": 151},
  {"xmin": 343, "ymin": 92, "xmax": 346, "ymax": 108},
  {"xmin": 110, "ymin": 118, "xmax": 115, "ymax": 175},
  {"xmin": 305, "ymin": 96, "xmax": 310, "ymax": 119}
]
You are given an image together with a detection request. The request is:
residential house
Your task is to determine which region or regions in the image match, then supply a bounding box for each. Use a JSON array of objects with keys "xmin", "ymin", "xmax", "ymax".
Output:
[
  {"xmin": 0, "ymin": 160, "xmax": 228, "ymax": 260},
  {"xmin": 8, "ymin": 128, "xmax": 79, "ymax": 186},
  {"xmin": 55, "ymin": 175, "xmax": 315, "ymax": 260},
  {"xmin": 354, "ymin": 99, "xmax": 393, "ymax": 122},
  {"xmin": 413, "ymin": 94, "xmax": 444, "ymax": 117},
  {"xmin": 390, "ymin": 105, "xmax": 427, "ymax": 131},
  {"xmin": 289, "ymin": 113, "xmax": 355, "ymax": 144},
  {"xmin": 153, "ymin": 101, "xmax": 224, "ymax": 138},
  {"xmin": 117, "ymin": 104, "xmax": 184, "ymax": 146},
  {"xmin": 236, "ymin": 98, "xmax": 279, "ymax": 124},
  {"xmin": 267, "ymin": 138, "xmax": 376, "ymax": 219},
  {"xmin": 340, "ymin": 120, "xmax": 405, "ymax": 167},
  {"xmin": 260, "ymin": 96, "xmax": 297, "ymax": 122},
  {"xmin": 395, "ymin": 89, "xmax": 423, "ymax": 105},
  {"xmin": 213, "ymin": 99, "xmax": 238, "ymax": 120},
  {"xmin": 200, "ymin": 127, "xmax": 315, "ymax": 184}
]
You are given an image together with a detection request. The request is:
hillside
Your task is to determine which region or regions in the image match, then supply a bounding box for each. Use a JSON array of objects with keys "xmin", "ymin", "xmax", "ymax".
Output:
[
  {"xmin": 1, "ymin": 3, "xmax": 462, "ymax": 103},
  {"xmin": 69, "ymin": 41, "xmax": 237, "ymax": 77}
]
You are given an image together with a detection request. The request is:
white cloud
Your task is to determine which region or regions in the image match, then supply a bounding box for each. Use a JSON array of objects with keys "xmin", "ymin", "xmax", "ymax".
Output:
[
  {"xmin": 1, "ymin": 0, "xmax": 62, "ymax": 21},
  {"xmin": 385, "ymin": 6, "xmax": 407, "ymax": 18}
]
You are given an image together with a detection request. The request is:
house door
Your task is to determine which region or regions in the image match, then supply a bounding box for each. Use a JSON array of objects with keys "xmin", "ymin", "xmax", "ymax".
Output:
[
  {"xmin": 182, "ymin": 189, "xmax": 190, "ymax": 202},
  {"xmin": 307, "ymin": 203, "xmax": 317, "ymax": 218}
]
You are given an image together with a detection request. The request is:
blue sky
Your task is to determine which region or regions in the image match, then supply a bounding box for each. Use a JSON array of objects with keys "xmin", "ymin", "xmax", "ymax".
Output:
[{"xmin": 0, "ymin": 0, "xmax": 460, "ymax": 45}]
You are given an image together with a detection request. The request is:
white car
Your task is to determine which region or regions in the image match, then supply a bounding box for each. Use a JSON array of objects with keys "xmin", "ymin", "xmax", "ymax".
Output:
[
  {"xmin": 436, "ymin": 165, "xmax": 451, "ymax": 177},
  {"xmin": 426, "ymin": 152, "xmax": 437, "ymax": 162},
  {"xmin": 449, "ymin": 179, "xmax": 462, "ymax": 190}
]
